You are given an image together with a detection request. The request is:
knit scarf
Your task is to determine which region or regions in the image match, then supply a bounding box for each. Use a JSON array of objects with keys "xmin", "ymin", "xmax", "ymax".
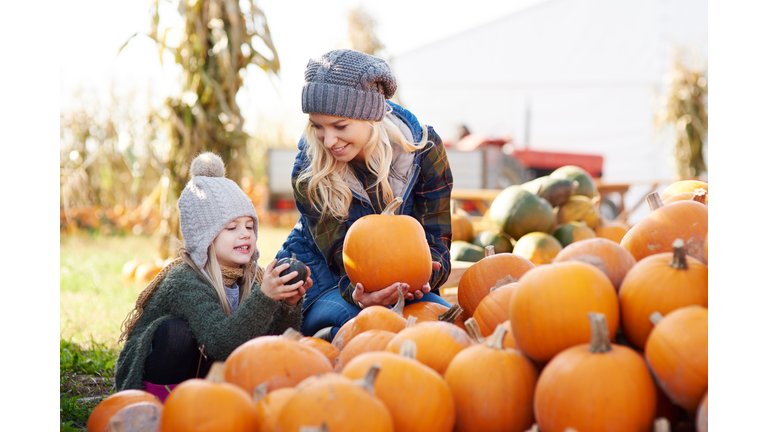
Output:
[
  {"xmin": 117, "ymin": 257, "xmax": 265, "ymax": 343},
  {"xmin": 220, "ymin": 264, "xmax": 244, "ymax": 287}
]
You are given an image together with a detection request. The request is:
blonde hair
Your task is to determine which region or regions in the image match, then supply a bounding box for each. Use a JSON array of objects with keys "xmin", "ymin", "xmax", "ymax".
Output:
[
  {"xmin": 117, "ymin": 238, "xmax": 261, "ymax": 343},
  {"xmin": 179, "ymin": 244, "xmax": 256, "ymax": 316},
  {"xmin": 297, "ymin": 112, "xmax": 429, "ymax": 220}
]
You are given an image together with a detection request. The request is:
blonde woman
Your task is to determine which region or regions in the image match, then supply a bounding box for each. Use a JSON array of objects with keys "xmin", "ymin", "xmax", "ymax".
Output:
[
  {"xmin": 276, "ymin": 49, "xmax": 454, "ymax": 341},
  {"xmin": 115, "ymin": 153, "xmax": 310, "ymax": 401}
]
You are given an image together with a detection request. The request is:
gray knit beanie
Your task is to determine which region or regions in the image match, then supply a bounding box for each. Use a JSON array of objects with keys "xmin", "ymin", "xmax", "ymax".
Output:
[
  {"xmin": 302, "ymin": 49, "xmax": 397, "ymax": 121},
  {"xmin": 178, "ymin": 152, "xmax": 259, "ymax": 270}
]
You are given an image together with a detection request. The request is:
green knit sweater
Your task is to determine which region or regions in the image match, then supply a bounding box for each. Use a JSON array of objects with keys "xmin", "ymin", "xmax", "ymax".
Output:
[{"xmin": 114, "ymin": 262, "xmax": 303, "ymax": 391}]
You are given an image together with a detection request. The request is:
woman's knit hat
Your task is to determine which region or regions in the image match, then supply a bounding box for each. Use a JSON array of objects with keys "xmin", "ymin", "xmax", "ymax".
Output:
[
  {"xmin": 302, "ymin": 49, "xmax": 397, "ymax": 121},
  {"xmin": 178, "ymin": 152, "xmax": 259, "ymax": 269}
]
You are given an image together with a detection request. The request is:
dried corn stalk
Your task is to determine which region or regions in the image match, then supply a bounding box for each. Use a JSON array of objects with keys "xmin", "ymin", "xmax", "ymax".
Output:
[
  {"xmin": 655, "ymin": 53, "xmax": 708, "ymax": 179},
  {"xmin": 121, "ymin": 0, "xmax": 280, "ymax": 256}
]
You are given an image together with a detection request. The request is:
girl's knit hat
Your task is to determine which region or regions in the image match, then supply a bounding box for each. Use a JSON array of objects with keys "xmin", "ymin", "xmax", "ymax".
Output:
[
  {"xmin": 302, "ymin": 49, "xmax": 397, "ymax": 121},
  {"xmin": 178, "ymin": 152, "xmax": 259, "ymax": 269}
]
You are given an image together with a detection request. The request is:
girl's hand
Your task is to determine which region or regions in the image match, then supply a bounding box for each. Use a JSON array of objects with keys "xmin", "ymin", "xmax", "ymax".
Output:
[
  {"xmin": 284, "ymin": 269, "xmax": 311, "ymax": 306},
  {"xmin": 260, "ymin": 259, "xmax": 307, "ymax": 303}
]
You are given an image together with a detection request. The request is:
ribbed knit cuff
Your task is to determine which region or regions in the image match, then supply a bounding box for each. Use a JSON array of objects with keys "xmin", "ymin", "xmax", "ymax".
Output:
[{"xmin": 302, "ymin": 82, "xmax": 386, "ymax": 121}]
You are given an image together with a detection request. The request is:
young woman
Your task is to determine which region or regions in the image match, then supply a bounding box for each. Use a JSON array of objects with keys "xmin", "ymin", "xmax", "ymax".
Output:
[
  {"xmin": 115, "ymin": 152, "xmax": 310, "ymax": 401},
  {"xmin": 276, "ymin": 48, "xmax": 454, "ymax": 341}
]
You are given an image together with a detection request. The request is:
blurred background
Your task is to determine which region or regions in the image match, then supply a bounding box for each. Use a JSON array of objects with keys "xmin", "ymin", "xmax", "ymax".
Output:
[{"xmin": 59, "ymin": 0, "xmax": 708, "ymax": 345}]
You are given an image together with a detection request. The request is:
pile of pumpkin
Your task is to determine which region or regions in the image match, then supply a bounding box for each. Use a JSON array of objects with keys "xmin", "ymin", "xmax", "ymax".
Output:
[
  {"xmin": 88, "ymin": 178, "xmax": 708, "ymax": 432},
  {"xmin": 452, "ymin": 165, "xmax": 641, "ymax": 264}
]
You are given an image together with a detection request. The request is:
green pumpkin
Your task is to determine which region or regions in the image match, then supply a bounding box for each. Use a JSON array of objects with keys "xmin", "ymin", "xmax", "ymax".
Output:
[
  {"xmin": 512, "ymin": 232, "xmax": 563, "ymax": 265},
  {"xmin": 450, "ymin": 241, "xmax": 485, "ymax": 262},
  {"xmin": 472, "ymin": 230, "xmax": 514, "ymax": 254},
  {"xmin": 552, "ymin": 221, "xmax": 597, "ymax": 247},
  {"xmin": 488, "ymin": 185, "xmax": 555, "ymax": 240},
  {"xmin": 550, "ymin": 165, "xmax": 598, "ymax": 198}
]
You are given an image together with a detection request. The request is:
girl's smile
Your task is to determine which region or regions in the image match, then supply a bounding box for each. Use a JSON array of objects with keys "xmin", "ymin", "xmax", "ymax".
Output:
[{"xmin": 213, "ymin": 216, "xmax": 257, "ymax": 269}]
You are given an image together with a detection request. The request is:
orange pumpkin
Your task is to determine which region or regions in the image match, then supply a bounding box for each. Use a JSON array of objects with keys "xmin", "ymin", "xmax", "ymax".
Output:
[
  {"xmin": 472, "ymin": 283, "xmax": 518, "ymax": 337},
  {"xmin": 341, "ymin": 342, "xmax": 456, "ymax": 432},
  {"xmin": 646, "ymin": 306, "xmax": 708, "ymax": 414},
  {"xmin": 343, "ymin": 197, "xmax": 432, "ymax": 293},
  {"xmin": 619, "ymin": 239, "xmax": 707, "ymax": 350},
  {"xmin": 223, "ymin": 328, "xmax": 333, "ymax": 395},
  {"xmin": 509, "ymin": 260, "xmax": 619, "ymax": 363},
  {"xmin": 662, "ymin": 188, "xmax": 708, "ymax": 205},
  {"xmin": 594, "ymin": 220, "xmax": 630, "ymax": 243},
  {"xmin": 451, "ymin": 201, "xmax": 475, "ymax": 242},
  {"xmin": 253, "ymin": 386, "xmax": 297, "ymax": 432},
  {"xmin": 331, "ymin": 288, "xmax": 407, "ymax": 350},
  {"xmin": 334, "ymin": 329, "xmax": 396, "ymax": 372},
  {"xmin": 500, "ymin": 320, "xmax": 519, "ymax": 350},
  {"xmin": 534, "ymin": 313, "xmax": 657, "ymax": 432},
  {"xmin": 512, "ymin": 231, "xmax": 563, "ymax": 265},
  {"xmin": 105, "ymin": 401, "xmax": 163, "ymax": 432},
  {"xmin": 552, "ymin": 237, "xmax": 636, "ymax": 291},
  {"xmin": 402, "ymin": 302, "xmax": 466, "ymax": 330},
  {"xmin": 457, "ymin": 252, "xmax": 535, "ymax": 320},
  {"xmin": 620, "ymin": 192, "xmax": 708, "ymax": 263},
  {"xmin": 385, "ymin": 321, "xmax": 474, "ymax": 375},
  {"xmin": 299, "ymin": 336, "xmax": 340, "ymax": 368},
  {"xmin": 274, "ymin": 366, "xmax": 394, "ymax": 432},
  {"xmin": 445, "ymin": 325, "xmax": 538, "ymax": 432},
  {"xmin": 162, "ymin": 362, "xmax": 259, "ymax": 432},
  {"xmin": 659, "ymin": 180, "xmax": 708, "ymax": 201},
  {"xmin": 86, "ymin": 389, "xmax": 160, "ymax": 432}
]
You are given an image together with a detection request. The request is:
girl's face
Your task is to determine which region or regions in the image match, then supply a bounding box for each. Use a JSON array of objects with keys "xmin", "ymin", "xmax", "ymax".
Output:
[
  {"xmin": 309, "ymin": 113, "xmax": 372, "ymax": 163},
  {"xmin": 213, "ymin": 216, "xmax": 256, "ymax": 268}
]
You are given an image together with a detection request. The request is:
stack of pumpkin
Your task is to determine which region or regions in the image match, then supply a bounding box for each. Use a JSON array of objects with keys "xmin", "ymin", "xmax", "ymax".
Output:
[
  {"xmin": 90, "ymin": 179, "xmax": 708, "ymax": 432},
  {"xmin": 451, "ymin": 165, "xmax": 635, "ymax": 264}
]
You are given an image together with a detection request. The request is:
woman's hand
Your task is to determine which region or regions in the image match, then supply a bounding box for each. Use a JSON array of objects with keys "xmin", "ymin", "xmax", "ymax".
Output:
[
  {"xmin": 352, "ymin": 282, "xmax": 404, "ymax": 308},
  {"xmin": 260, "ymin": 259, "xmax": 308, "ymax": 305}
]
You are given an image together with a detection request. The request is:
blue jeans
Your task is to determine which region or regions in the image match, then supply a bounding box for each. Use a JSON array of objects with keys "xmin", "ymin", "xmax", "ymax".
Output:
[{"xmin": 301, "ymin": 288, "xmax": 451, "ymax": 339}]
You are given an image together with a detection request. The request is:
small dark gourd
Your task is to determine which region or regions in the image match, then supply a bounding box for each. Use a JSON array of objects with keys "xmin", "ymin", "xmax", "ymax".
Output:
[{"xmin": 277, "ymin": 253, "xmax": 309, "ymax": 285}]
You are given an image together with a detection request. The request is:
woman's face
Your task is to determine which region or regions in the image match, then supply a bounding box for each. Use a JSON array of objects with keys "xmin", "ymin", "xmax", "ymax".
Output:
[
  {"xmin": 213, "ymin": 216, "xmax": 256, "ymax": 268},
  {"xmin": 309, "ymin": 113, "xmax": 372, "ymax": 163}
]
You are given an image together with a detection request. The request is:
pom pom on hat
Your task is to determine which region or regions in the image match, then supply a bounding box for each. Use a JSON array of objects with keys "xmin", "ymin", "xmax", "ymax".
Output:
[{"xmin": 190, "ymin": 152, "xmax": 226, "ymax": 178}]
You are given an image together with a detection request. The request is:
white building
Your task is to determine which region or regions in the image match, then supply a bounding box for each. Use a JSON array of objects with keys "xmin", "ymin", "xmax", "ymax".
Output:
[{"xmin": 391, "ymin": 0, "xmax": 707, "ymax": 211}]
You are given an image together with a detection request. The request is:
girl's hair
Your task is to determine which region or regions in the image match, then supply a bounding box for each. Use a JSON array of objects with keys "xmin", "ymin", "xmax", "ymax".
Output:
[
  {"xmin": 297, "ymin": 111, "xmax": 429, "ymax": 220},
  {"xmin": 178, "ymin": 241, "xmax": 256, "ymax": 317}
]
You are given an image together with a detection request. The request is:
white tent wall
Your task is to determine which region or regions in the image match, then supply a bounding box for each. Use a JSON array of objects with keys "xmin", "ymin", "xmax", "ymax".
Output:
[{"xmin": 391, "ymin": 0, "xmax": 707, "ymax": 221}]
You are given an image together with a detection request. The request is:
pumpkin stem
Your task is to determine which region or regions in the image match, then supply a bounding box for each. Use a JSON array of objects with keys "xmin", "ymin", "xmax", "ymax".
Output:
[
  {"xmin": 486, "ymin": 324, "xmax": 507, "ymax": 350},
  {"xmin": 281, "ymin": 327, "xmax": 303, "ymax": 341},
  {"xmin": 399, "ymin": 339, "xmax": 417, "ymax": 359},
  {"xmin": 392, "ymin": 285, "xmax": 405, "ymax": 316},
  {"xmin": 204, "ymin": 361, "xmax": 227, "ymax": 383},
  {"xmin": 357, "ymin": 363, "xmax": 382, "ymax": 394},
  {"xmin": 693, "ymin": 188, "xmax": 707, "ymax": 204},
  {"xmin": 646, "ymin": 191, "xmax": 664, "ymax": 211},
  {"xmin": 653, "ymin": 417, "xmax": 671, "ymax": 432},
  {"xmin": 299, "ymin": 424, "xmax": 330, "ymax": 432},
  {"xmin": 670, "ymin": 239, "xmax": 688, "ymax": 270},
  {"xmin": 649, "ymin": 311, "xmax": 664, "ymax": 326},
  {"xmin": 464, "ymin": 317, "xmax": 486, "ymax": 343},
  {"xmin": 291, "ymin": 253, "xmax": 298, "ymax": 261},
  {"xmin": 382, "ymin": 196, "xmax": 403, "ymax": 216},
  {"xmin": 587, "ymin": 313, "xmax": 612, "ymax": 354},
  {"xmin": 253, "ymin": 382, "xmax": 269, "ymax": 402},
  {"xmin": 406, "ymin": 315, "xmax": 418, "ymax": 328},
  {"xmin": 438, "ymin": 303, "xmax": 464, "ymax": 323},
  {"xmin": 484, "ymin": 245, "xmax": 495, "ymax": 257},
  {"xmin": 492, "ymin": 275, "xmax": 516, "ymax": 291}
]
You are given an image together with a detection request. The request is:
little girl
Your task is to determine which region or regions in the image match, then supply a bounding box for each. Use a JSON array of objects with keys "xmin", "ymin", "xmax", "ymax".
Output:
[{"xmin": 115, "ymin": 152, "xmax": 310, "ymax": 401}]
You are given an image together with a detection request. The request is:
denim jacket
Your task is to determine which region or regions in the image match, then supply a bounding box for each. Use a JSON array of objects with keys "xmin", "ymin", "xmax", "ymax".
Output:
[{"xmin": 275, "ymin": 102, "xmax": 453, "ymax": 311}]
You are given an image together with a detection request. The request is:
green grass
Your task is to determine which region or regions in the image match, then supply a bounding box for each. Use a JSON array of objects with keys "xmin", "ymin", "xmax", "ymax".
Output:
[{"xmin": 59, "ymin": 228, "xmax": 292, "ymax": 429}]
